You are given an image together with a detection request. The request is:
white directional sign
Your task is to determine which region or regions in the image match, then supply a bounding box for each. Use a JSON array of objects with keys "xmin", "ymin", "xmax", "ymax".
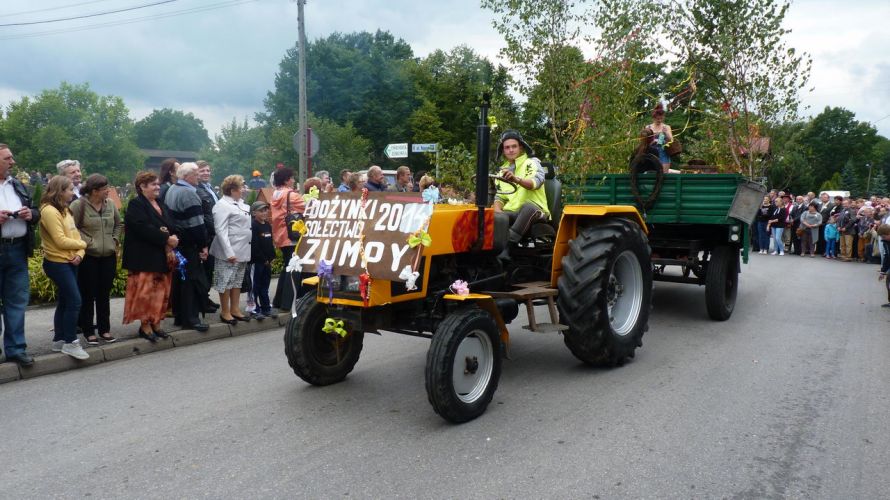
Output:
[
  {"xmin": 411, "ymin": 143, "xmax": 438, "ymax": 153},
  {"xmin": 384, "ymin": 143, "xmax": 409, "ymax": 159}
]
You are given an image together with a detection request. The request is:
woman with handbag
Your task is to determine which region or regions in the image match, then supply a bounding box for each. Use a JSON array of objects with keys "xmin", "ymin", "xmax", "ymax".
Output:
[
  {"xmin": 210, "ymin": 175, "xmax": 252, "ymax": 324},
  {"xmin": 122, "ymin": 171, "xmax": 179, "ymax": 342},
  {"xmin": 270, "ymin": 167, "xmax": 306, "ymax": 311},
  {"xmin": 69, "ymin": 174, "xmax": 122, "ymax": 345}
]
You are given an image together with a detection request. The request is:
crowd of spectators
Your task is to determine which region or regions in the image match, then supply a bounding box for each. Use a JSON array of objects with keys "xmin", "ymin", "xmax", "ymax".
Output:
[{"xmin": 753, "ymin": 190, "xmax": 890, "ymax": 262}]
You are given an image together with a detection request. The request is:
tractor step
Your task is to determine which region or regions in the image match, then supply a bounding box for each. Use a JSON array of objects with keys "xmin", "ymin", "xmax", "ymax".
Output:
[
  {"xmin": 487, "ymin": 282, "xmax": 563, "ymax": 334},
  {"xmin": 522, "ymin": 322, "xmax": 569, "ymax": 333}
]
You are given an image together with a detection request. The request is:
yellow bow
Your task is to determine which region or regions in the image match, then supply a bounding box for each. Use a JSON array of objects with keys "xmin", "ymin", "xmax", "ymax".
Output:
[
  {"xmin": 290, "ymin": 219, "xmax": 307, "ymax": 236},
  {"xmin": 408, "ymin": 229, "xmax": 432, "ymax": 248},
  {"xmin": 322, "ymin": 318, "xmax": 348, "ymax": 338}
]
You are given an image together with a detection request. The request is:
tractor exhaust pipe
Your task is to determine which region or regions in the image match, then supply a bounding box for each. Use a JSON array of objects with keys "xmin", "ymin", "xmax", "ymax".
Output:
[{"xmin": 473, "ymin": 93, "xmax": 492, "ymax": 250}]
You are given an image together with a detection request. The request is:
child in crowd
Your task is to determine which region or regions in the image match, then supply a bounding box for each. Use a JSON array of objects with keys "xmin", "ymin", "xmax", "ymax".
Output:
[
  {"xmin": 250, "ymin": 201, "xmax": 276, "ymax": 319},
  {"xmin": 824, "ymin": 214, "xmax": 839, "ymax": 259}
]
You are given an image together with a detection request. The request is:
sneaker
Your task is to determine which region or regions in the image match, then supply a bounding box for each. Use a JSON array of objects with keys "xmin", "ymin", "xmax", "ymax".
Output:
[
  {"xmin": 61, "ymin": 340, "xmax": 89, "ymax": 360},
  {"xmin": 51, "ymin": 340, "xmax": 64, "ymax": 352},
  {"xmin": 770, "ymin": 251, "xmax": 777, "ymax": 255},
  {"xmin": 779, "ymin": 252, "xmax": 785, "ymax": 256}
]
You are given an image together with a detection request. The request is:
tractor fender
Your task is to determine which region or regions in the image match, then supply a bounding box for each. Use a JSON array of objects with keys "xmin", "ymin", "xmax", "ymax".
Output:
[
  {"xmin": 442, "ymin": 293, "xmax": 510, "ymax": 353},
  {"xmin": 550, "ymin": 205, "xmax": 648, "ymax": 287}
]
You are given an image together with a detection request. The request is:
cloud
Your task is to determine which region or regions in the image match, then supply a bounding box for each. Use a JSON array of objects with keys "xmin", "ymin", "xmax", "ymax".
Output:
[{"xmin": 0, "ymin": 0, "xmax": 887, "ymax": 139}]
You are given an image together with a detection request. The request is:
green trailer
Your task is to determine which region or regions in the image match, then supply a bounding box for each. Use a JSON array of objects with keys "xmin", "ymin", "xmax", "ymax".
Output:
[{"xmin": 571, "ymin": 173, "xmax": 766, "ymax": 320}]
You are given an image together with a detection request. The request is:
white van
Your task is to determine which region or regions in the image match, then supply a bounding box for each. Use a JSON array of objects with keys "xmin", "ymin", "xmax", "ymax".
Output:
[{"xmin": 819, "ymin": 190, "xmax": 851, "ymax": 199}]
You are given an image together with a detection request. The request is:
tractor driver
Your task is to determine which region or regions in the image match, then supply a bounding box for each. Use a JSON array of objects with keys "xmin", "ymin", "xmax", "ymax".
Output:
[{"xmin": 493, "ymin": 129, "xmax": 550, "ymax": 247}]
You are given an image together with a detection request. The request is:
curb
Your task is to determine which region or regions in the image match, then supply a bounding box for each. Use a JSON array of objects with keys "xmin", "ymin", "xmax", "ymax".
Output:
[{"xmin": 0, "ymin": 313, "xmax": 292, "ymax": 385}]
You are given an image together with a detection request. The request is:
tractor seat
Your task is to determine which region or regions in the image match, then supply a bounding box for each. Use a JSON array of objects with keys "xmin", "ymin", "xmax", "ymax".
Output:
[{"xmin": 541, "ymin": 162, "xmax": 563, "ymax": 227}]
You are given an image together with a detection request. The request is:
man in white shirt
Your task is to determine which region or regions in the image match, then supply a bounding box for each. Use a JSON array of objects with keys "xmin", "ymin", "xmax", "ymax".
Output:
[{"xmin": 0, "ymin": 144, "xmax": 39, "ymax": 366}]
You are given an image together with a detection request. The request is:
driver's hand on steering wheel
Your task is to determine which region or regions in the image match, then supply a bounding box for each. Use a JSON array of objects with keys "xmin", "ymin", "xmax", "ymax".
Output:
[{"xmin": 501, "ymin": 169, "xmax": 516, "ymax": 182}]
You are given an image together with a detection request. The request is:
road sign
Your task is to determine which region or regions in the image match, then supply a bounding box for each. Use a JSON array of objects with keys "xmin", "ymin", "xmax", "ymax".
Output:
[
  {"xmin": 293, "ymin": 128, "xmax": 320, "ymax": 157},
  {"xmin": 411, "ymin": 143, "xmax": 438, "ymax": 153},
  {"xmin": 384, "ymin": 143, "xmax": 409, "ymax": 159}
]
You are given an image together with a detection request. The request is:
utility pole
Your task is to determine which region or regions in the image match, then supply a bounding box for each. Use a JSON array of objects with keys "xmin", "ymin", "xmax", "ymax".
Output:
[
  {"xmin": 866, "ymin": 163, "xmax": 872, "ymax": 196},
  {"xmin": 296, "ymin": 0, "xmax": 308, "ymax": 185}
]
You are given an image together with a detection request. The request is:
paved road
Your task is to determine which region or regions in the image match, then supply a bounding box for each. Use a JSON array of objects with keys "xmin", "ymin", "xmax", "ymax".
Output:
[{"xmin": 2, "ymin": 254, "xmax": 888, "ymax": 498}]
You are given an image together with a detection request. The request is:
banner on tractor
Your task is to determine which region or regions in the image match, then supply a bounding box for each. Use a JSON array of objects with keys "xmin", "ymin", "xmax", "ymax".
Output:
[{"xmin": 296, "ymin": 192, "xmax": 432, "ymax": 280}]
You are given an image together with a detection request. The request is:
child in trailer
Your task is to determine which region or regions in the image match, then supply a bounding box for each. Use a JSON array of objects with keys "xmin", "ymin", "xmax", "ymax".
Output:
[{"xmin": 250, "ymin": 201, "xmax": 276, "ymax": 319}]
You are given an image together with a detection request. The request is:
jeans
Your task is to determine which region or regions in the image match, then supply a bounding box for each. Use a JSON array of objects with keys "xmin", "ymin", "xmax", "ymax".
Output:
[
  {"xmin": 43, "ymin": 259, "xmax": 82, "ymax": 343},
  {"xmin": 825, "ymin": 239, "xmax": 837, "ymax": 257},
  {"xmin": 252, "ymin": 262, "xmax": 272, "ymax": 314},
  {"xmin": 755, "ymin": 221, "xmax": 770, "ymax": 251},
  {"xmin": 77, "ymin": 254, "xmax": 117, "ymax": 336},
  {"xmin": 772, "ymin": 227, "xmax": 785, "ymax": 254},
  {"xmin": 0, "ymin": 241, "xmax": 30, "ymax": 356}
]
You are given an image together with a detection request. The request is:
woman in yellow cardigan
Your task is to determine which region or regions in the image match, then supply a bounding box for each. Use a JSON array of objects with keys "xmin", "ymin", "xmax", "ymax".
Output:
[{"xmin": 39, "ymin": 176, "xmax": 88, "ymax": 360}]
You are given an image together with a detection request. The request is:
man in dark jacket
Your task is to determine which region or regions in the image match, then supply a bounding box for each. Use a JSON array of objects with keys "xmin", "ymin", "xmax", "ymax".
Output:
[
  {"xmin": 195, "ymin": 161, "xmax": 219, "ymax": 312},
  {"xmin": 365, "ymin": 166, "xmax": 389, "ymax": 192},
  {"xmin": 165, "ymin": 162, "xmax": 210, "ymax": 331},
  {"xmin": 789, "ymin": 195, "xmax": 807, "ymax": 255},
  {"xmin": 0, "ymin": 144, "xmax": 40, "ymax": 365},
  {"xmin": 816, "ymin": 192, "xmax": 834, "ymax": 255},
  {"xmin": 836, "ymin": 198, "xmax": 857, "ymax": 261}
]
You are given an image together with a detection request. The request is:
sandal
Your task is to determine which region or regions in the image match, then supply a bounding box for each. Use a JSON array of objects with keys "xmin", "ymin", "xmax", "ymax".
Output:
[
  {"xmin": 99, "ymin": 333, "xmax": 117, "ymax": 343},
  {"xmin": 85, "ymin": 335, "xmax": 100, "ymax": 346}
]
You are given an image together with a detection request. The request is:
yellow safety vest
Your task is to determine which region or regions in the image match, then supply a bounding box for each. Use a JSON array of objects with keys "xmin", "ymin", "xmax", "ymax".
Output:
[{"xmin": 496, "ymin": 154, "xmax": 549, "ymax": 217}]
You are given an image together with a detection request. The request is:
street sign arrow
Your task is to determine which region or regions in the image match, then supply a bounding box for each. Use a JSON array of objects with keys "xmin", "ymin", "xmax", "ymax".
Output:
[{"xmin": 384, "ymin": 143, "xmax": 409, "ymax": 159}]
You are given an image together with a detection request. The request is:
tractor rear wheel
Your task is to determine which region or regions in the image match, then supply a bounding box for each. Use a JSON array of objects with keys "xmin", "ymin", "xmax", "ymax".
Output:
[
  {"xmin": 705, "ymin": 245, "xmax": 739, "ymax": 321},
  {"xmin": 425, "ymin": 307, "xmax": 502, "ymax": 423},
  {"xmin": 284, "ymin": 293, "xmax": 364, "ymax": 385},
  {"xmin": 557, "ymin": 219, "xmax": 652, "ymax": 366}
]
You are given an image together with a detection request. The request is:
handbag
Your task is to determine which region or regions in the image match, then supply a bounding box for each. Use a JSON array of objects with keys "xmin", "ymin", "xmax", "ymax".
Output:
[
  {"xmin": 285, "ymin": 189, "xmax": 304, "ymax": 242},
  {"xmin": 795, "ymin": 227, "xmax": 805, "ymax": 237}
]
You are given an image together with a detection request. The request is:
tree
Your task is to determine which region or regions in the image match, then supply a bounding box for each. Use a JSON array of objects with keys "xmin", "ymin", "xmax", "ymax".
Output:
[
  {"xmin": 868, "ymin": 164, "xmax": 888, "ymax": 197},
  {"xmin": 840, "ymin": 160, "xmax": 861, "ymax": 197},
  {"xmin": 796, "ymin": 107, "xmax": 878, "ymax": 188},
  {"xmin": 262, "ymin": 113, "xmax": 373, "ymax": 179},
  {"xmin": 134, "ymin": 108, "xmax": 210, "ymax": 151},
  {"xmin": 1, "ymin": 82, "xmax": 143, "ymax": 186},
  {"xmin": 202, "ymin": 119, "xmax": 266, "ymax": 183},
  {"xmin": 482, "ymin": 0, "xmax": 664, "ymax": 177},
  {"xmin": 410, "ymin": 46, "xmax": 517, "ymax": 149},
  {"xmin": 665, "ymin": 0, "xmax": 812, "ymax": 176},
  {"xmin": 259, "ymin": 30, "xmax": 416, "ymax": 158}
]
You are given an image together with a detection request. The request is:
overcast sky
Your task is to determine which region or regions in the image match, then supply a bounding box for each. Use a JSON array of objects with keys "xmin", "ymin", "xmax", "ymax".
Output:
[{"xmin": 1, "ymin": 0, "xmax": 888, "ymax": 142}]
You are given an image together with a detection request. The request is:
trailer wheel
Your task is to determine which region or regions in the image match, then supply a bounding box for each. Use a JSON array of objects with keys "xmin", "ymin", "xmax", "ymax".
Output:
[
  {"xmin": 705, "ymin": 245, "xmax": 739, "ymax": 321},
  {"xmin": 284, "ymin": 293, "xmax": 364, "ymax": 385},
  {"xmin": 425, "ymin": 307, "xmax": 501, "ymax": 423},
  {"xmin": 557, "ymin": 219, "xmax": 652, "ymax": 366}
]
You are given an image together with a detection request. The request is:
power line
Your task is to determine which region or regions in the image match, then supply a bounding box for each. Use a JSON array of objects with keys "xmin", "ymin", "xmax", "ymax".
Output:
[
  {"xmin": 0, "ymin": 0, "xmax": 178, "ymax": 28},
  {"xmin": 5, "ymin": 0, "xmax": 117, "ymax": 18},
  {"xmin": 0, "ymin": 0, "xmax": 256, "ymax": 40}
]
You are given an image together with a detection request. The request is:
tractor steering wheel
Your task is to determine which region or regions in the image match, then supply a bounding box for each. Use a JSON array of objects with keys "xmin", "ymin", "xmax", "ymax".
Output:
[{"xmin": 488, "ymin": 173, "xmax": 518, "ymax": 195}]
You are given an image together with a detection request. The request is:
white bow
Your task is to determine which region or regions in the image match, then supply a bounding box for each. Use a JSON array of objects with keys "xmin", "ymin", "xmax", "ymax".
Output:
[
  {"xmin": 399, "ymin": 265, "xmax": 420, "ymax": 291},
  {"xmin": 286, "ymin": 253, "xmax": 305, "ymax": 273}
]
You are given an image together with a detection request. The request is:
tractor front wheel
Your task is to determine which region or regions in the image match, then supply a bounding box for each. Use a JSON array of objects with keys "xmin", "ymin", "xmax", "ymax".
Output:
[
  {"xmin": 284, "ymin": 293, "xmax": 364, "ymax": 385},
  {"xmin": 425, "ymin": 307, "xmax": 502, "ymax": 423}
]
